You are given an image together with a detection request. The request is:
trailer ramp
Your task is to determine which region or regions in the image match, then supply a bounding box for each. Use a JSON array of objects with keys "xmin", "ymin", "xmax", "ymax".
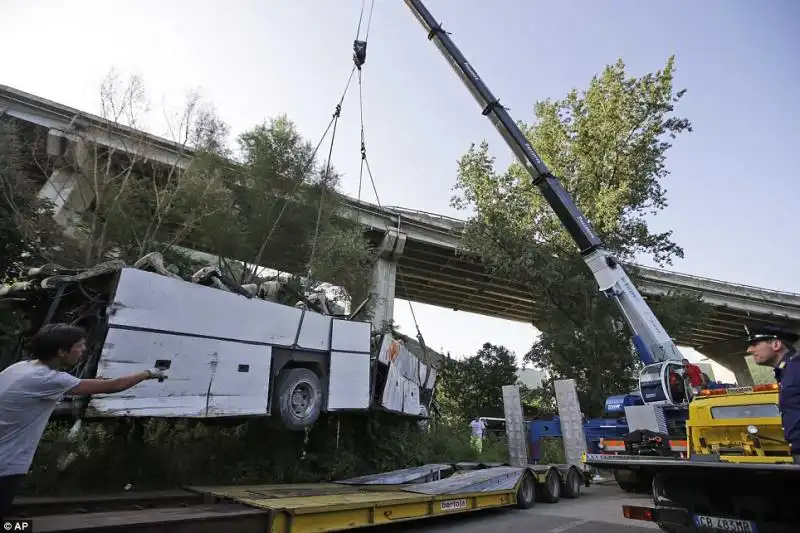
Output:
[{"xmin": 189, "ymin": 464, "xmax": 533, "ymax": 532}]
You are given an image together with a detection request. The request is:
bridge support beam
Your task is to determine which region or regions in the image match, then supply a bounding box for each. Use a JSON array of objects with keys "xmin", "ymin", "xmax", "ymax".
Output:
[
  {"xmin": 38, "ymin": 168, "xmax": 93, "ymax": 228},
  {"xmin": 370, "ymin": 229, "xmax": 407, "ymax": 332},
  {"xmin": 701, "ymin": 351, "xmax": 755, "ymax": 386},
  {"xmin": 38, "ymin": 130, "xmax": 96, "ymax": 229},
  {"xmin": 698, "ymin": 327, "xmax": 800, "ymax": 386}
]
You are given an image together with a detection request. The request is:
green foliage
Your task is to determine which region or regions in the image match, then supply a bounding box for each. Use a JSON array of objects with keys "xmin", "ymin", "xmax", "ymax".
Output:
[
  {"xmin": 520, "ymin": 379, "xmax": 558, "ymax": 418},
  {"xmin": 22, "ymin": 414, "xmax": 506, "ymax": 496},
  {"xmin": 451, "ymin": 57, "xmax": 708, "ymax": 416},
  {"xmin": 437, "ymin": 343, "xmax": 520, "ymax": 424},
  {"xmin": 0, "ymin": 73, "xmax": 375, "ymax": 307},
  {"xmin": 0, "ymin": 119, "xmax": 62, "ymax": 281},
  {"xmin": 746, "ymin": 356, "xmax": 777, "ymax": 385},
  {"xmin": 0, "ymin": 118, "xmax": 67, "ymax": 367},
  {"xmin": 539, "ymin": 438, "xmax": 567, "ymax": 464}
]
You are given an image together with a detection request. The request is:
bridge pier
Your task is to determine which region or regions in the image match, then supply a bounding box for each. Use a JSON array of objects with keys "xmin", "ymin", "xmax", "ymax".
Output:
[
  {"xmin": 38, "ymin": 130, "xmax": 96, "ymax": 228},
  {"xmin": 38, "ymin": 168, "xmax": 93, "ymax": 228},
  {"xmin": 370, "ymin": 229, "xmax": 407, "ymax": 332},
  {"xmin": 698, "ymin": 326, "xmax": 800, "ymax": 386},
  {"xmin": 699, "ymin": 349, "xmax": 755, "ymax": 386}
]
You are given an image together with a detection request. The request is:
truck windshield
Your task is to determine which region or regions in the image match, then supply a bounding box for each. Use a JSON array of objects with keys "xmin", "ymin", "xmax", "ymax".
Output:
[{"xmin": 710, "ymin": 404, "xmax": 780, "ymax": 419}]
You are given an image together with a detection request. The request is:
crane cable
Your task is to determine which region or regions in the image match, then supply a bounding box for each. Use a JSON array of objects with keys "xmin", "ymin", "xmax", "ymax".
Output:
[
  {"xmin": 349, "ymin": 0, "xmax": 432, "ymax": 380},
  {"xmin": 245, "ymin": 66, "xmax": 355, "ymax": 284},
  {"xmin": 305, "ymin": 0, "xmax": 374, "ymax": 283}
]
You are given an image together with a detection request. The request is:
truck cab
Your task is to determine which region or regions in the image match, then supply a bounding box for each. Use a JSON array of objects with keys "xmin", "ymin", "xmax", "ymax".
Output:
[
  {"xmin": 586, "ymin": 383, "xmax": 800, "ymax": 531},
  {"xmin": 687, "ymin": 383, "xmax": 790, "ymax": 461}
]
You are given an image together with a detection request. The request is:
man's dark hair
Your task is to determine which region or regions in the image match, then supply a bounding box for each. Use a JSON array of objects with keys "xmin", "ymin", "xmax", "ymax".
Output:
[{"xmin": 29, "ymin": 323, "xmax": 86, "ymax": 361}]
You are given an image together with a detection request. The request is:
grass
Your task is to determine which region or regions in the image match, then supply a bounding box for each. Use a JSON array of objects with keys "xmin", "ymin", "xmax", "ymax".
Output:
[{"xmin": 22, "ymin": 414, "xmax": 510, "ymax": 495}]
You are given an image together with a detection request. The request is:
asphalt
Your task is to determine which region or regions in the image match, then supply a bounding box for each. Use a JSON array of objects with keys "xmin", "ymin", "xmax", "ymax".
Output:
[{"xmin": 384, "ymin": 483, "xmax": 659, "ymax": 532}]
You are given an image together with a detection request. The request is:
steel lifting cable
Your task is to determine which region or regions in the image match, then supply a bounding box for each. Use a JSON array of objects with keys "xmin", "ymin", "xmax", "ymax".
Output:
[
  {"xmin": 304, "ymin": 0, "xmax": 375, "ymax": 281},
  {"xmin": 290, "ymin": 0, "xmax": 378, "ymax": 348},
  {"xmin": 304, "ymin": 102, "xmax": 343, "ymax": 283},
  {"xmin": 349, "ymin": 0, "xmax": 432, "ymax": 379},
  {"xmin": 354, "ymin": 0, "xmax": 373, "ymax": 208},
  {"xmin": 247, "ymin": 66, "xmax": 356, "ymax": 283},
  {"xmin": 288, "ymin": 69, "xmax": 355, "ymax": 348}
]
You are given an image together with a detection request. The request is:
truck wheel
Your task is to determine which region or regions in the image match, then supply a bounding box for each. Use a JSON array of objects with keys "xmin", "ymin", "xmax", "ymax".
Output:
[
  {"xmin": 274, "ymin": 368, "xmax": 322, "ymax": 431},
  {"xmin": 515, "ymin": 471, "xmax": 536, "ymax": 509},
  {"xmin": 536, "ymin": 469, "xmax": 561, "ymax": 503},
  {"xmin": 614, "ymin": 470, "xmax": 650, "ymax": 493},
  {"xmin": 561, "ymin": 467, "xmax": 582, "ymax": 499}
]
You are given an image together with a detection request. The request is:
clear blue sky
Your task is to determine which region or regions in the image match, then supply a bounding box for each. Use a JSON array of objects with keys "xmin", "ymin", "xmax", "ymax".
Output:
[{"xmin": 2, "ymin": 1, "xmax": 798, "ymax": 375}]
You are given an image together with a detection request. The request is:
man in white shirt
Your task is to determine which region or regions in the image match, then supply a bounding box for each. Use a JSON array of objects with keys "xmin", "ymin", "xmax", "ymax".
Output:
[
  {"xmin": 469, "ymin": 417, "xmax": 487, "ymax": 454},
  {"xmin": 0, "ymin": 323, "xmax": 167, "ymax": 517}
]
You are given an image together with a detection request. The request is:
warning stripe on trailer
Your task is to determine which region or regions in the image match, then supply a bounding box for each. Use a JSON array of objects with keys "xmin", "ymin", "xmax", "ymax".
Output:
[
  {"xmin": 601, "ymin": 440, "xmax": 626, "ymax": 452},
  {"xmin": 668, "ymin": 440, "xmax": 687, "ymax": 452},
  {"xmin": 600, "ymin": 439, "xmax": 687, "ymax": 453}
]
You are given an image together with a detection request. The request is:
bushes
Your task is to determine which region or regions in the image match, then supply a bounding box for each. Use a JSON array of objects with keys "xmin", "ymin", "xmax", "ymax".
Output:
[
  {"xmin": 538, "ymin": 437, "xmax": 567, "ymax": 464},
  {"xmin": 21, "ymin": 413, "xmax": 509, "ymax": 496}
]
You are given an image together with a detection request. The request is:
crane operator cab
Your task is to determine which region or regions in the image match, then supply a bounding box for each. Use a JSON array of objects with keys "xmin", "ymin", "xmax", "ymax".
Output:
[{"xmin": 638, "ymin": 361, "xmax": 693, "ymax": 406}]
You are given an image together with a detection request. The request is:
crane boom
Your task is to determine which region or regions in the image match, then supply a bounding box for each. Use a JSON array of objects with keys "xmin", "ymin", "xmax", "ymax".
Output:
[{"xmin": 404, "ymin": 0, "xmax": 683, "ymax": 368}]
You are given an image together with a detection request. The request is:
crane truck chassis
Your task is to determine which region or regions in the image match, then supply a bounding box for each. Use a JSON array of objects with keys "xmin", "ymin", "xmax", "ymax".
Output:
[{"xmin": 584, "ymin": 385, "xmax": 800, "ymax": 532}]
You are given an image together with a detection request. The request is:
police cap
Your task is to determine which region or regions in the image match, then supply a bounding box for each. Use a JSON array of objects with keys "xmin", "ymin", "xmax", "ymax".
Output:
[{"xmin": 745, "ymin": 324, "xmax": 800, "ymax": 346}]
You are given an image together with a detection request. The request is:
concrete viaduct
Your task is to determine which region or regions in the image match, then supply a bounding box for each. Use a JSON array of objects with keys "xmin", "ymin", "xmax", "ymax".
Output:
[{"xmin": 4, "ymin": 83, "xmax": 800, "ymax": 385}]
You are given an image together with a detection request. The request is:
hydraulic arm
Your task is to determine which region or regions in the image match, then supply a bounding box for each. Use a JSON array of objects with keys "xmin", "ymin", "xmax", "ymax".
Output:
[{"xmin": 404, "ymin": 0, "xmax": 682, "ymax": 367}]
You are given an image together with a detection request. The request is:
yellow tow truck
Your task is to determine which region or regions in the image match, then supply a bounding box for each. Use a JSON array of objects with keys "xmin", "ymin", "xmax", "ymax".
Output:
[{"xmin": 584, "ymin": 383, "xmax": 800, "ymax": 532}]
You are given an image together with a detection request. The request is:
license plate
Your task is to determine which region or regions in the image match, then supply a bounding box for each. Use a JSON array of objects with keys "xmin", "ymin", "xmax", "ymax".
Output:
[{"xmin": 694, "ymin": 514, "xmax": 757, "ymax": 533}]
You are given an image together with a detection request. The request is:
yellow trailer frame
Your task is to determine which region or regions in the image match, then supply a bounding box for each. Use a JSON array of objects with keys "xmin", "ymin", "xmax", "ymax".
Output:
[{"xmin": 188, "ymin": 462, "xmax": 587, "ymax": 533}]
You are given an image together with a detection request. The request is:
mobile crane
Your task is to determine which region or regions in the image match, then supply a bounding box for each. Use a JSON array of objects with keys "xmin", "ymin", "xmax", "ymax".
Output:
[
  {"xmin": 403, "ymin": 0, "xmax": 686, "ymax": 403},
  {"xmin": 404, "ymin": 3, "xmax": 800, "ymax": 532}
]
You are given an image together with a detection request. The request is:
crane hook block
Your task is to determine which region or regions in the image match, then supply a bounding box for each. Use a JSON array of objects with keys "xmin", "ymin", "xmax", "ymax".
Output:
[{"xmin": 353, "ymin": 40, "xmax": 367, "ymax": 68}]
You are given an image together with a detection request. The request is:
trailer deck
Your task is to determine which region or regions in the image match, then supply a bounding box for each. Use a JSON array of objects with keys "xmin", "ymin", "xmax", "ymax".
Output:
[
  {"xmin": 13, "ymin": 463, "xmax": 589, "ymax": 533},
  {"xmin": 189, "ymin": 463, "xmax": 581, "ymax": 532}
]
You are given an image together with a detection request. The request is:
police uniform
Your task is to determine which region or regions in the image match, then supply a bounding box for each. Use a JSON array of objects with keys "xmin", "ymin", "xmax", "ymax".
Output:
[{"xmin": 746, "ymin": 325, "xmax": 800, "ymax": 458}]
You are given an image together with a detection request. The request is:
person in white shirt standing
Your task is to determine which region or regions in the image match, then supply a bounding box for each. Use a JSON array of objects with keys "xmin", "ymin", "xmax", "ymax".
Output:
[
  {"xmin": 0, "ymin": 323, "xmax": 168, "ymax": 517},
  {"xmin": 469, "ymin": 417, "xmax": 486, "ymax": 454}
]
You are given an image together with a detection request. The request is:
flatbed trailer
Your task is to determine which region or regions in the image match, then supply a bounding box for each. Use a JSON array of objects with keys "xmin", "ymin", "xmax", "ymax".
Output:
[
  {"xmin": 584, "ymin": 453, "xmax": 800, "ymax": 533},
  {"xmin": 11, "ymin": 463, "xmax": 590, "ymax": 532}
]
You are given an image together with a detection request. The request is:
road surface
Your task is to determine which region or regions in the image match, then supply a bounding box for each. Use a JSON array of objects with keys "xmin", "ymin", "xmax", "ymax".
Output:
[{"xmin": 385, "ymin": 483, "xmax": 659, "ymax": 532}]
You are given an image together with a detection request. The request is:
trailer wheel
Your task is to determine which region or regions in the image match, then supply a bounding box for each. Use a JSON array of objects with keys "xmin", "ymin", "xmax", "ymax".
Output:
[
  {"xmin": 536, "ymin": 469, "xmax": 561, "ymax": 503},
  {"xmin": 515, "ymin": 471, "xmax": 536, "ymax": 509},
  {"xmin": 561, "ymin": 467, "xmax": 582, "ymax": 499},
  {"xmin": 274, "ymin": 368, "xmax": 322, "ymax": 431}
]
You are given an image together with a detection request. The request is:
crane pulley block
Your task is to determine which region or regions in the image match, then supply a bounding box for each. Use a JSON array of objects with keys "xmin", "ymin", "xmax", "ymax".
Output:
[{"xmin": 353, "ymin": 40, "xmax": 367, "ymax": 68}]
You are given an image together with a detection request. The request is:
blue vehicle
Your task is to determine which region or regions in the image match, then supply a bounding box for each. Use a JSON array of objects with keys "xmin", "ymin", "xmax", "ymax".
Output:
[{"xmin": 527, "ymin": 392, "xmax": 644, "ymax": 461}]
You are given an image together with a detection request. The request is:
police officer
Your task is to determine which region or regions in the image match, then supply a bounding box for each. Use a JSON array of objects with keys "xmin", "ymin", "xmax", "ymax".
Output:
[{"xmin": 746, "ymin": 325, "xmax": 800, "ymax": 461}]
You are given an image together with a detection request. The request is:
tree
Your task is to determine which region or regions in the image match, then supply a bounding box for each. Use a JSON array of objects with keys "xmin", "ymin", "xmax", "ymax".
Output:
[
  {"xmin": 437, "ymin": 343, "xmax": 520, "ymax": 423},
  {"xmin": 0, "ymin": 72, "xmax": 236, "ymax": 270},
  {"xmin": 451, "ymin": 57, "xmax": 710, "ymax": 416},
  {"xmin": 192, "ymin": 115, "xmax": 376, "ymax": 308},
  {"xmin": 2, "ymin": 71, "xmax": 375, "ymax": 311},
  {"xmin": 0, "ymin": 118, "xmax": 68, "ymax": 368},
  {"xmin": 0, "ymin": 119, "xmax": 62, "ymax": 281}
]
